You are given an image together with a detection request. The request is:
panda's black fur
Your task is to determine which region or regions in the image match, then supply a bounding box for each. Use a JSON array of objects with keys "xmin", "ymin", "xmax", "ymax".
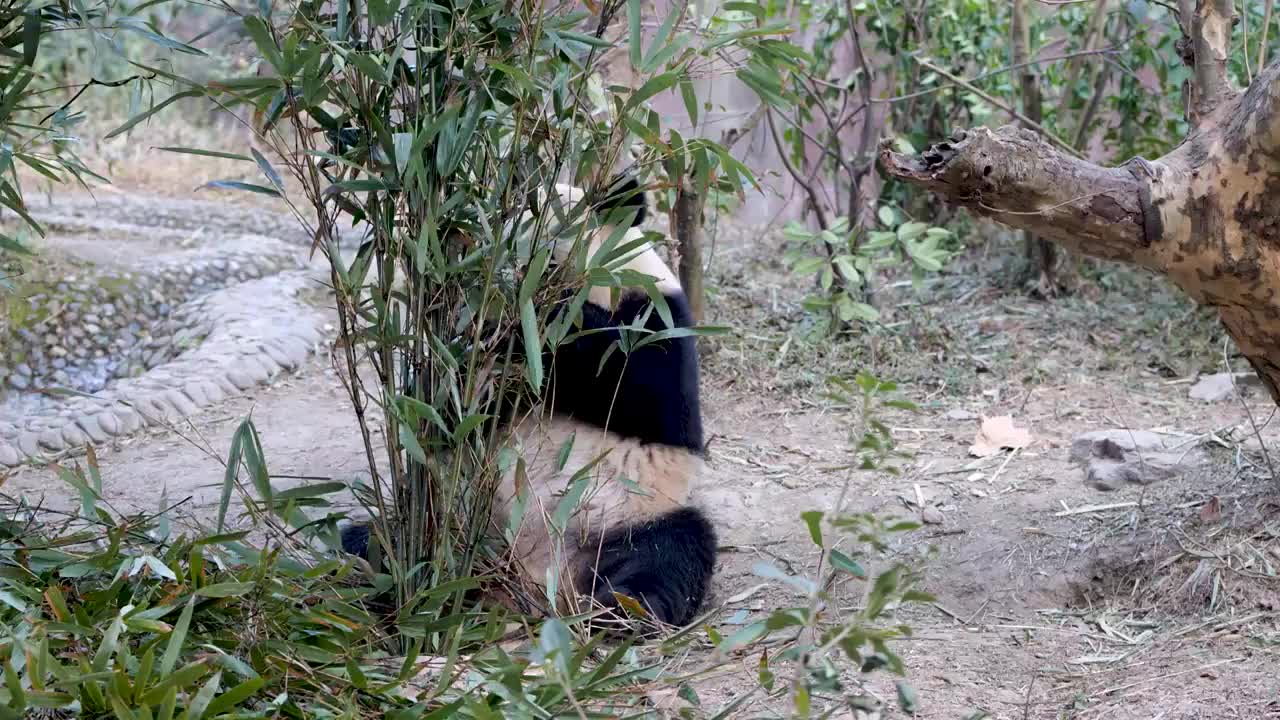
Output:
[{"xmin": 341, "ymin": 173, "xmax": 716, "ymax": 630}]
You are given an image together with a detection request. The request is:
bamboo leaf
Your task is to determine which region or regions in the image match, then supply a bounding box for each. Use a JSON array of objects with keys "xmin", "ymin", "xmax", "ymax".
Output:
[
  {"xmin": 105, "ymin": 90, "xmax": 204, "ymax": 139},
  {"xmin": 627, "ymin": 0, "xmax": 642, "ymax": 68},
  {"xmin": 20, "ymin": 10, "xmax": 39, "ymax": 67},
  {"xmin": 520, "ymin": 299, "xmax": 544, "ymax": 390},
  {"xmin": 160, "ymin": 598, "xmax": 193, "ymax": 675},
  {"xmin": 154, "ymin": 146, "xmax": 252, "ymax": 162},
  {"xmin": 250, "ymin": 148, "xmax": 284, "ymax": 190},
  {"xmin": 241, "ymin": 16, "xmax": 283, "ymax": 72},
  {"xmin": 200, "ymin": 180, "xmax": 282, "ymax": 197},
  {"xmin": 625, "ymin": 71, "xmax": 679, "ymax": 111}
]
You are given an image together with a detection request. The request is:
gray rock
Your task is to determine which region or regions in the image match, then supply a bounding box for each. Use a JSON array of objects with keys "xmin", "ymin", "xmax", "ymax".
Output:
[
  {"xmin": 207, "ymin": 373, "xmax": 240, "ymax": 395},
  {"xmin": 259, "ymin": 342, "xmax": 297, "ymax": 370},
  {"xmin": 96, "ymin": 411, "xmax": 122, "ymax": 436},
  {"xmin": 0, "ymin": 442, "xmax": 19, "ymax": 467},
  {"xmin": 1188, "ymin": 372, "xmax": 1261, "ymax": 402},
  {"xmin": 37, "ymin": 428, "xmax": 64, "ymax": 452},
  {"xmin": 1070, "ymin": 429, "xmax": 1207, "ymax": 491},
  {"xmin": 225, "ymin": 368, "xmax": 256, "ymax": 390},
  {"xmin": 114, "ymin": 406, "xmax": 143, "ymax": 433},
  {"xmin": 181, "ymin": 382, "xmax": 210, "ymax": 406},
  {"xmin": 164, "ymin": 389, "xmax": 199, "ymax": 417},
  {"xmin": 242, "ymin": 352, "xmax": 278, "ymax": 379},
  {"xmin": 199, "ymin": 380, "xmax": 226, "ymax": 404},
  {"xmin": 60, "ymin": 424, "xmax": 87, "ymax": 448},
  {"xmin": 133, "ymin": 396, "xmax": 171, "ymax": 422},
  {"xmin": 16, "ymin": 432, "xmax": 41, "ymax": 458},
  {"xmin": 75, "ymin": 415, "xmax": 109, "ymax": 444},
  {"xmin": 8, "ymin": 374, "xmax": 29, "ymax": 390}
]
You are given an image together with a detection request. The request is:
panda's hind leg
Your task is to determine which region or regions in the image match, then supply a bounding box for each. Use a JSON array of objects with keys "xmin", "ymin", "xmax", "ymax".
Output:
[{"xmin": 583, "ymin": 506, "xmax": 718, "ymax": 628}]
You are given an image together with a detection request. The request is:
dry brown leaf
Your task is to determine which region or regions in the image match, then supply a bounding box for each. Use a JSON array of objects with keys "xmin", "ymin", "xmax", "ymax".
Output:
[{"xmin": 968, "ymin": 415, "xmax": 1034, "ymax": 457}]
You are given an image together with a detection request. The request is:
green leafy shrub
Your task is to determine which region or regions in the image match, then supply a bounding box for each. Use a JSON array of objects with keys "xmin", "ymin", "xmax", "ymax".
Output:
[{"xmin": 0, "ymin": 369, "xmax": 933, "ymax": 716}]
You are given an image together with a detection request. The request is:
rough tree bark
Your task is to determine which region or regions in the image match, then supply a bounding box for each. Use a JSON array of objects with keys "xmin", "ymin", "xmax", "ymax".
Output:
[
  {"xmin": 671, "ymin": 174, "xmax": 706, "ymax": 325},
  {"xmin": 1010, "ymin": 0, "xmax": 1059, "ymax": 295},
  {"xmin": 880, "ymin": 0, "xmax": 1280, "ymax": 405}
]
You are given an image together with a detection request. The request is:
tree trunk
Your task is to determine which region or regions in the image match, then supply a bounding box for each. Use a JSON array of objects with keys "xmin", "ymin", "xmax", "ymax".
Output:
[
  {"xmin": 1010, "ymin": 0, "xmax": 1060, "ymax": 295},
  {"xmin": 880, "ymin": 0, "xmax": 1280, "ymax": 405},
  {"xmin": 672, "ymin": 175, "xmax": 705, "ymax": 325}
]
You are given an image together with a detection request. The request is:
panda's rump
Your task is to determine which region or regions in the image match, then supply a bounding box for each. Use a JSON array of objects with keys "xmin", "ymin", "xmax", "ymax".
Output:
[{"xmin": 492, "ymin": 412, "xmax": 701, "ymax": 597}]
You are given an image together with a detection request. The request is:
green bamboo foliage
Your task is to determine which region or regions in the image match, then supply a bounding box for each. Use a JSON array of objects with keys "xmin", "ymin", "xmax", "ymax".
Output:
[{"xmin": 138, "ymin": 0, "xmax": 751, "ymax": 622}]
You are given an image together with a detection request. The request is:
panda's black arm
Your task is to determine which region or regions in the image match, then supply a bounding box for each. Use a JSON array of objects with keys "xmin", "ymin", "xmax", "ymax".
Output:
[{"xmin": 547, "ymin": 291, "xmax": 704, "ymax": 453}]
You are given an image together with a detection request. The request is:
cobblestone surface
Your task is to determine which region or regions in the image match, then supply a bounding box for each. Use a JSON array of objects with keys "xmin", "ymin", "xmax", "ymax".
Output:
[{"xmin": 0, "ymin": 194, "xmax": 343, "ymax": 467}]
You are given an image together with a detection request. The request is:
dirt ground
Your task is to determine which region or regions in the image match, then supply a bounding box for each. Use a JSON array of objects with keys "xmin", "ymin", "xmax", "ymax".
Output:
[{"xmin": 5, "ymin": 182, "xmax": 1280, "ymax": 719}]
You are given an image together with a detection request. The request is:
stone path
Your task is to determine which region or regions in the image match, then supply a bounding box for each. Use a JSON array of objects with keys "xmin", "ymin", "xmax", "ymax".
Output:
[{"xmin": 0, "ymin": 193, "xmax": 353, "ymax": 467}]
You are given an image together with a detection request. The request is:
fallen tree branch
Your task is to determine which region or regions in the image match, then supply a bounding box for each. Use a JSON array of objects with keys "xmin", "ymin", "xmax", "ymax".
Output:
[
  {"xmin": 879, "ymin": 59, "xmax": 1280, "ymax": 405},
  {"xmin": 879, "ymin": 126, "xmax": 1147, "ymax": 265}
]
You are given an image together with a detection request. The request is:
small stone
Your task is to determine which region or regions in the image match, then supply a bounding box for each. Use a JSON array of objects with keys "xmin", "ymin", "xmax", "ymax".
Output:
[
  {"xmin": 164, "ymin": 389, "xmax": 199, "ymax": 417},
  {"xmin": 225, "ymin": 369, "xmax": 255, "ymax": 390},
  {"xmin": 181, "ymin": 382, "xmax": 209, "ymax": 406},
  {"xmin": 259, "ymin": 342, "xmax": 297, "ymax": 370},
  {"xmin": 1188, "ymin": 372, "xmax": 1260, "ymax": 402},
  {"xmin": 199, "ymin": 380, "xmax": 226, "ymax": 404},
  {"xmin": 8, "ymin": 374, "xmax": 29, "ymax": 390},
  {"xmin": 134, "ymin": 396, "xmax": 173, "ymax": 422},
  {"xmin": 1070, "ymin": 428, "xmax": 1207, "ymax": 491},
  {"xmin": 114, "ymin": 406, "xmax": 143, "ymax": 433},
  {"xmin": 0, "ymin": 442, "xmax": 19, "ymax": 467},
  {"xmin": 207, "ymin": 373, "xmax": 240, "ymax": 395},
  {"xmin": 242, "ymin": 352, "xmax": 278, "ymax": 379},
  {"xmin": 37, "ymin": 428, "xmax": 64, "ymax": 452},
  {"xmin": 96, "ymin": 411, "xmax": 121, "ymax": 435},
  {"xmin": 921, "ymin": 507, "xmax": 945, "ymax": 525},
  {"xmin": 943, "ymin": 409, "xmax": 978, "ymax": 422},
  {"xmin": 61, "ymin": 424, "xmax": 87, "ymax": 448},
  {"xmin": 75, "ymin": 415, "xmax": 109, "ymax": 443}
]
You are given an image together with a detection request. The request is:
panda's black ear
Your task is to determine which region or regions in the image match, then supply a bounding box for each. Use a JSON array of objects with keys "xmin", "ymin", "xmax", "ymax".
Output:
[{"xmin": 596, "ymin": 173, "xmax": 648, "ymax": 228}]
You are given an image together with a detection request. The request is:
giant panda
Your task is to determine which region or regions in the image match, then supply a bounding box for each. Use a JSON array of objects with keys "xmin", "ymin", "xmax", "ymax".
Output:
[{"xmin": 341, "ymin": 173, "xmax": 717, "ymax": 629}]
